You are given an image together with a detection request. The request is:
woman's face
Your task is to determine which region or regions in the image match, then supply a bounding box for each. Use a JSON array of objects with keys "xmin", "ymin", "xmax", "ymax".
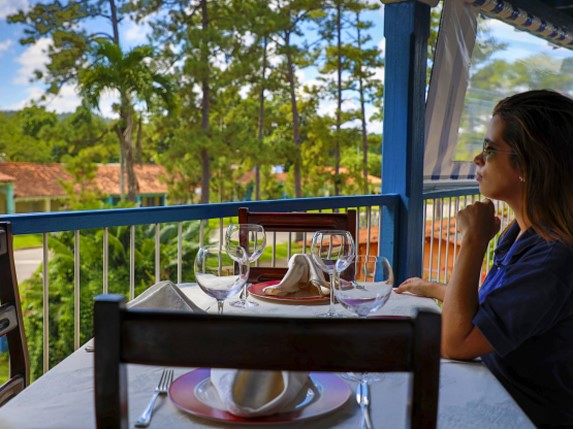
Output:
[{"xmin": 474, "ymin": 115, "xmax": 524, "ymax": 205}]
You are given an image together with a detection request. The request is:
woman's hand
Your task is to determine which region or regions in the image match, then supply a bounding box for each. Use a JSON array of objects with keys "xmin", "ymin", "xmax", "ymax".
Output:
[
  {"xmin": 457, "ymin": 199, "xmax": 501, "ymax": 245},
  {"xmin": 396, "ymin": 277, "xmax": 446, "ymax": 301}
]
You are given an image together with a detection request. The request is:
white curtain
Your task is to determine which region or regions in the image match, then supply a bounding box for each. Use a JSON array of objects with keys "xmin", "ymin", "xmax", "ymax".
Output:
[
  {"xmin": 423, "ymin": 0, "xmax": 573, "ymax": 182},
  {"xmin": 424, "ymin": 0, "xmax": 479, "ymax": 181}
]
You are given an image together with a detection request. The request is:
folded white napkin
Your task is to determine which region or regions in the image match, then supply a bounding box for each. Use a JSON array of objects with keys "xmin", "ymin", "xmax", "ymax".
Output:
[
  {"xmin": 128, "ymin": 280, "xmax": 204, "ymax": 312},
  {"xmin": 210, "ymin": 369, "xmax": 309, "ymax": 417},
  {"xmin": 262, "ymin": 254, "xmax": 329, "ymax": 297}
]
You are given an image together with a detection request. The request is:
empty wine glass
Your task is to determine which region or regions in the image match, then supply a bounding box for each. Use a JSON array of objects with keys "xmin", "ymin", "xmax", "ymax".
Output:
[
  {"xmin": 225, "ymin": 224, "xmax": 266, "ymax": 308},
  {"xmin": 310, "ymin": 230, "xmax": 355, "ymax": 318},
  {"xmin": 335, "ymin": 255, "xmax": 394, "ymax": 317},
  {"xmin": 336, "ymin": 255, "xmax": 394, "ymax": 425},
  {"xmin": 194, "ymin": 245, "xmax": 249, "ymax": 314}
]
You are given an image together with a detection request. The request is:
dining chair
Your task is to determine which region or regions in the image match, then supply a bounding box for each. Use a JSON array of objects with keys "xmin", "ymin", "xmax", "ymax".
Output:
[
  {"xmin": 0, "ymin": 222, "xmax": 30, "ymax": 406},
  {"xmin": 94, "ymin": 294, "xmax": 441, "ymax": 429},
  {"xmin": 238, "ymin": 207, "xmax": 357, "ymax": 283}
]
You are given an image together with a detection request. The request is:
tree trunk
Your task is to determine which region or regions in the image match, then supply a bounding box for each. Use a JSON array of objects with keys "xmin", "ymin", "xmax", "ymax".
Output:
[
  {"xmin": 255, "ymin": 36, "xmax": 269, "ymax": 201},
  {"xmin": 110, "ymin": 0, "xmax": 134, "ymax": 200},
  {"xmin": 200, "ymin": 0, "xmax": 211, "ymax": 204},
  {"xmin": 120, "ymin": 97, "xmax": 139, "ymax": 202},
  {"xmin": 356, "ymin": 11, "xmax": 370, "ymax": 194},
  {"xmin": 108, "ymin": 0, "xmax": 120, "ymax": 44},
  {"xmin": 285, "ymin": 30, "xmax": 302, "ymax": 199},
  {"xmin": 334, "ymin": 2, "xmax": 342, "ymax": 197},
  {"xmin": 135, "ymin": 116, "xmax": 143, "ymax": 165}
]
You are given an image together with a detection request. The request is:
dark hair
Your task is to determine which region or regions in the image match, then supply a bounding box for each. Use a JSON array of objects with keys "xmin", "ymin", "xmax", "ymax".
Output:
[{"xmin": 493, "ymin": 89, "xmax": 573, "ymax": 245}]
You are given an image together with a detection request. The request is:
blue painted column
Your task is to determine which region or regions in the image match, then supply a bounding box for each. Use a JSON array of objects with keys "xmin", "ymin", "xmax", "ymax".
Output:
[{"xmin": 381, "ymin": 1, "xmax": 430, "ymax": 283}]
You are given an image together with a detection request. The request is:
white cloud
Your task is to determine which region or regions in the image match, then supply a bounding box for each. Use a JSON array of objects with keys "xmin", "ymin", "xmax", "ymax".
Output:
[
  {"xmin": 44, "ymin": 84, "xmax": 82, "ymax": 113},
  {"xmin": 378, "ymin": 37, "xmax": 385, "ymax": 56},
  {"xmin": 6, "ymin": 85, "xmax": 43, "ymax": 110},
  {"xmin": 9, "ymin": 82, "xmax": 119, "ymax": 117},
  {"xmin": 13, "ymin": 37, "xmax": 51, "ymax": 84},
  {"xmin": 0, "ymin": 39, "xmax": 12, "ymax": 55},
  {"xmin": 123, "ymin": 18, "xmax": 150, "ymax": 45},
  {"xmin": 0, "ymin": 0, "xmax": 28, "ymax": 20}
]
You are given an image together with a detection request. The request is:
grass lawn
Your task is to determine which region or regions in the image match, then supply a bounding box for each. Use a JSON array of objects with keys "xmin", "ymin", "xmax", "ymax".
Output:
[
  {"xmin": 13, "ymin": 234, "xmax": 42, "ymax": 250},
  {"xmin": 0, "ymin": 353, "xmax": 8, "ymax": 385}
]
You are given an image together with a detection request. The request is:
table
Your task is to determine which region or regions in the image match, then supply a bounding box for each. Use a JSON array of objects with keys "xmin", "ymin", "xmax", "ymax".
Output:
[{"xmin": 0, "ymin": 284, "xmax": 535, "ymax": 429}]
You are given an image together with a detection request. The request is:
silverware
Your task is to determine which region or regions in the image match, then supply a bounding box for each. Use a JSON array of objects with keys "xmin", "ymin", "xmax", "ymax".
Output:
[
  {"xmin": 356, "ymin": 381, "xmax": 373, "ymax": 429},
  {"xmin": 134, "ymin": 369, "xmax": 174, "ymax": 428}
]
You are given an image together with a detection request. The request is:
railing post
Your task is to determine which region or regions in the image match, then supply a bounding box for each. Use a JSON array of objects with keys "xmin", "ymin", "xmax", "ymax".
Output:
[{"xmin": 382, "ymin": 0, "xmax": 431, "ymax": 283}]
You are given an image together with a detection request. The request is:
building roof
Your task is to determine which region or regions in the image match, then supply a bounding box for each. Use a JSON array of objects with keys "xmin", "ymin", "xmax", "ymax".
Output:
[
  {"xmin": 0, "ymin": 162, "xmax": 168, "ymax": 199},
  {"xmin": 92, "ymin": 164, "xmax": 168, "ymax": 196},
  {"xmin": 0, "ymin": 162, "xmax": 71, "ymax": 198}
]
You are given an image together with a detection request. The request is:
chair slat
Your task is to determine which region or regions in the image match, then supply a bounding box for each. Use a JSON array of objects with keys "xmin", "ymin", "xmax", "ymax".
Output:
[
  {"xmin": 238, "ymin": 207, "xmax": 357, "ymax": 283},
  {"xmin": 94, "ymin": 294, "xmax": 441, "ymax": 429}
]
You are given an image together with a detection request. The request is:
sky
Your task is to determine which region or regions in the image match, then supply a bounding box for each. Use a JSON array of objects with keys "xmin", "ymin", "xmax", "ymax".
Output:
[
  {"xmin": 1, "ymin": 1, "xmax": 573, "ymax": 121},
  {"xmin": 0, "ymin": 0, "xmax": 385, "ymax": 121},
  {"xmin": 0, "ymin": 0, "xmax": 157, "ymax": 116}
]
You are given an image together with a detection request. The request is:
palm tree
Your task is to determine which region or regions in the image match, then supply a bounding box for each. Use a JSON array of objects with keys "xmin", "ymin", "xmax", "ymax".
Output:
[{"xmin": 78, "ymin": 40, "xmax": 173, "ymax": 202}]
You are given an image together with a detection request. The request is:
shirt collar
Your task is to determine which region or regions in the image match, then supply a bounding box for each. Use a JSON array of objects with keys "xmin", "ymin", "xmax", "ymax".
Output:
[{"xmin": 494, "ymin": 222, "xmax": 540, "ymax": 267}]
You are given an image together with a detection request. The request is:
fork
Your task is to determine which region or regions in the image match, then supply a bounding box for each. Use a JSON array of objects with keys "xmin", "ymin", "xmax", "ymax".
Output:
[{"xmin": 134, "ymin": 369, "xmax": 174, "ymax": 428}]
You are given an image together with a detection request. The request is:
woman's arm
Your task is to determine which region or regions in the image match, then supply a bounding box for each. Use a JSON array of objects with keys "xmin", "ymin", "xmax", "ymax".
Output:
[
  {"xmin": 441, "ymin": 200, "xmax": 497, "ymax": 360},
  {"xmin": 396, "ymin": 277, "xmax": 446, "ymax": 301}
]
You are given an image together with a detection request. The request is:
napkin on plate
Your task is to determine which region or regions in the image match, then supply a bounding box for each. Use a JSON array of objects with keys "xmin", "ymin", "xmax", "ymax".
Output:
[
  {"xmin": 210, "ymin": 369, "xmax": 310, "ymax": 417},
  {"xmin": 128, "ymin": 280, "xmax": 204, "ymax": 312},
  {"xmin": 262, "ymin": 253, "xmax": 329, "ymax": 297}
]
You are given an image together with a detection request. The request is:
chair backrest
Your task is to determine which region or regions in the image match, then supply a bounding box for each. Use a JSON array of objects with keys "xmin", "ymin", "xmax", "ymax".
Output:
[
  {"xmin": 0, "ymin": 222, "xmax": 30, "ymax": 406},
  {"xmin": 238, "ymin": 207, "xmax": 357, "ymax": 283},
  {"xmin": 94, "ymin": 294, "xmax": 441, "ymax": 429}
]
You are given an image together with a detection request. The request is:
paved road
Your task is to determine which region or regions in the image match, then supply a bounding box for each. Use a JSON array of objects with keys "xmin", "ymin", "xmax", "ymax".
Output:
[{"xmin": 14, "ymin": 247, "xmax": 43, "ymax": 282}]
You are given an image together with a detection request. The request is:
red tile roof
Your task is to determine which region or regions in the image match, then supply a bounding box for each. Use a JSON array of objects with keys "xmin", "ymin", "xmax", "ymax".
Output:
[
  {"xmin": 91, "ymin": 164, "xmax": 168, "ymax": 195},
  {"xmin": 0, "ymin": 162, "xmax": 71, "ymax": 198},
  {"xmin": 0, "ymin": 162, "xmax": 168, "ymax": 198}
]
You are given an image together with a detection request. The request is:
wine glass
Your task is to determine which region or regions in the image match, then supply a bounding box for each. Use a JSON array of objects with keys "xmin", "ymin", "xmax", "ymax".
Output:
[
  {"xmin": 336, "ymin": 255, "xmax": 394, "ymax": 425},
  {"xmin": 335, "ymin": 255, "xmax": 394, "ymax": 317},
  {"xmin": 194, "ymin": 245, "xmax": 249, "ymax": 314},
  {"xmin": 225, "ymin": 224, "xmax": 266, "ymax": 308},
  {"xmin": 310, "ymin": 230, "xmax": 355, "ymax": 318}
]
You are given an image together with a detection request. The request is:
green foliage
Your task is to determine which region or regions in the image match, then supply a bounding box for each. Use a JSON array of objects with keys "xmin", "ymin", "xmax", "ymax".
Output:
[
  {"xmin": 21, "ymin": 219, "xmax": 207, "ymax": 380},
  {"xmin": 13, "ymin": 235, "xmax": 43, "ymax": 250},
  {"xmin": 5, "ymin": 0, "xmax": 388, "ymax": 201},
  {"xmin": 0, "ymin": 105, "xmax": 116, "ymax": 164}
]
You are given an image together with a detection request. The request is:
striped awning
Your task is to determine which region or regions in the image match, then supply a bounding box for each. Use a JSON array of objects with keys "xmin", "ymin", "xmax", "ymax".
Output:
[
  {"xmin": 470, "ymin": 0, "xmax": 573, "ymax": 50},
  {"xmin": 424, "ymin": 0, "xmax": 573, "ymax": 182}
]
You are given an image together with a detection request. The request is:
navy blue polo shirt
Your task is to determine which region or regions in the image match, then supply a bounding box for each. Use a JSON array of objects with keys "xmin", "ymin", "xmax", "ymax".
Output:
[{"xmin": 474, "ymin": 222, "xmax": 573, "ymax": 428}]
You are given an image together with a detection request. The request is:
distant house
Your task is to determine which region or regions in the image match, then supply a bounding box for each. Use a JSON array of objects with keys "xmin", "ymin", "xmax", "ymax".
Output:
[{"xmin": 0, "ymin": 162, "xmax": 169, "ymax": 214}]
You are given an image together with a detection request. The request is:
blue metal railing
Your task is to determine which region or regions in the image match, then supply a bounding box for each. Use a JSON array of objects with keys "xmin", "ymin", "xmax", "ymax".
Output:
[
  {"xmin": 1, "ymin": 194, "xmax": 401, "ymax": 375},
  {"xmin": 421, "ymin": 185, "xmax": 513, "ymax": 284},
  {"xmin": 2, "ymin": 188, "xmax": 510, "ymax": 377},
  {"xmin": 2, "ymin": 195, "xmax": 399, "ymax": 235}
]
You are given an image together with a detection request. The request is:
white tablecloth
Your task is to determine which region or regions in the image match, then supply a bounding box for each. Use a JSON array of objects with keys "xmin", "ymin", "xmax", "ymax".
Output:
[{"xmin": 0, "ymin": 284, "xmax": 535, "ymax": 429}]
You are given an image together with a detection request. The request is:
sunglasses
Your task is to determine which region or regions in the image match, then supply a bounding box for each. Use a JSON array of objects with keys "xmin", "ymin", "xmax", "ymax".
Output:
[{"xmin": 482, "ymin": 139, "xmax": 516, "ymax": 161}]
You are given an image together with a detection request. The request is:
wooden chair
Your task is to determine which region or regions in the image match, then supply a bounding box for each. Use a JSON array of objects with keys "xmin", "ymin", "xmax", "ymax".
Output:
[
  {"xmin": 94, "ymin": 294, "xmax": 441, "ymax": 429},
  {"xmin": 0, "ymin": 222, "xmax": 30, "ymax": 406},
  {"xmin": 238, "ymin": 207, "xmax": 357, "ymax": 283}
]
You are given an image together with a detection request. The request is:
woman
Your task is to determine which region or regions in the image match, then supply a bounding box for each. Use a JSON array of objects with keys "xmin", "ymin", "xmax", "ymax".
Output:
[{"xmin": 397, "ymin": 90, "xmax": 573, "ymax": 428}]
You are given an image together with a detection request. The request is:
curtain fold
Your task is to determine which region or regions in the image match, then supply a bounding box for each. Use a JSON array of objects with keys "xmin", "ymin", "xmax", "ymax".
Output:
[{"xmin": 424, "ymin": 0, "xmax": 478, "ymax": 181}]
